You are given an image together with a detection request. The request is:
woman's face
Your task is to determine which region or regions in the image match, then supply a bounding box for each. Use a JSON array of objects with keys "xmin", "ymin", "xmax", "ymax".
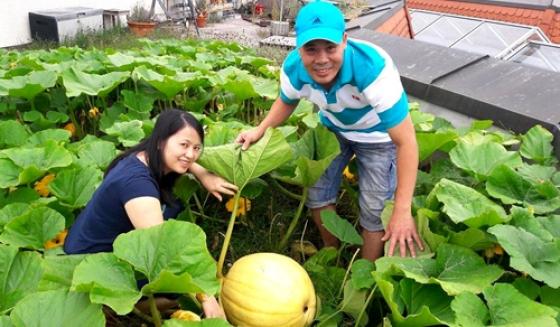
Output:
[{"xmin": 161, "ymin": 125, "xmax": 202, "ymax": 174}]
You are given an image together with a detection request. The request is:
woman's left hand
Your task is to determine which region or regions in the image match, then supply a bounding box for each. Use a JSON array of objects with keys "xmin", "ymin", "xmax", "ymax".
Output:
[
  {"xmin": 201, "ymin": 296, "xmax": 226, "ymax": 319},
  {"xmin": 199, "ymin": 173, "xmax": 238, "ymax": 201}
]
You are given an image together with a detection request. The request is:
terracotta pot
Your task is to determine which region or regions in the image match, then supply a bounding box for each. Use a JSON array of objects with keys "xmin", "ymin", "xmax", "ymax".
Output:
[
  {"xmin": 195, "ymin": 15, "xmax": 207, "ymax": 28},
  {"xmin": 127, "ymin": 20, "xmax": 157, "ymax": 37}
]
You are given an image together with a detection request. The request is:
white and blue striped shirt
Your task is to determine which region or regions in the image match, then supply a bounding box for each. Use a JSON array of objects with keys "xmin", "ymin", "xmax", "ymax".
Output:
[{"xmin": 280, "ymin": 38, "xmax": 408, "ymax": 143}]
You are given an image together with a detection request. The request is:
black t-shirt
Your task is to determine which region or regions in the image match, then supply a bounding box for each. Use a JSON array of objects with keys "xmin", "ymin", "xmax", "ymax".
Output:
[{"xmin": 64, "ymin": 155, "xmax": 181, "ymax": 254}]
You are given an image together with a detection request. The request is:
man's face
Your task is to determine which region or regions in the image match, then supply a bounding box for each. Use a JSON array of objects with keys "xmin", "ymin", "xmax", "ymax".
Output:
[{"xmin": 299, "ymin": 34, "xmax": 347, "ymax": 89}]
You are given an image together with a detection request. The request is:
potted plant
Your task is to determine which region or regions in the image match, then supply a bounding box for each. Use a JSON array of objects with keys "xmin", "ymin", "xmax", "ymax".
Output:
[
  {"xmin": 195, "ymin": 0, "xmax": 209, "ymax": 27},
  {"xmin": 127, "ymin": 2, "xmax": 157, "ymax": 37}
]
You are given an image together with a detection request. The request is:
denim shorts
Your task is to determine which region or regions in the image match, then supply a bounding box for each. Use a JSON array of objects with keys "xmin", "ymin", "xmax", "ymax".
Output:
[{"xmin": 306, "ymin": 133, "xmax": 397, "ymax": 232}]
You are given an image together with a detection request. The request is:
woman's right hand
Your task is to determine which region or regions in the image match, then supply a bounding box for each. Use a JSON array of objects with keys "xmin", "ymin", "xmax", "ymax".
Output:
[{"xmin": 199, "ymin": 295, "xmax": 226, "ymax": 319}]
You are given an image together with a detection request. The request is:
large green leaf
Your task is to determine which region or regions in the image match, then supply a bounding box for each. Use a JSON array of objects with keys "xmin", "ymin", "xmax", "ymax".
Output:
[
  {"xmin": 132, "ymin": 66, "xmax": 205, "ymax": 99},
  {"xmin": 350, "ymin": 259, "xmax": 375, "ymax": 290},
  {"xmin": 197, "ymin": 128, "xmax": 292, "ymax": 190},
  {"xmin": 69, "ymin": 139, "xmax": 117, "ymax": 170},
  {"xmin": 0, "ymin": 206, "xmax": 65, "ymax": 249},
  {"xmin": 320, "ymin": 211, "xmax": 363, "ymax": 246},
  {"xmin": 0, "ymin": 316, "xmax": 12, "ymax": 327},
  {"xmin": 0, "ymin": 120, "xmax": 28, "ymax": 148},
  {"xmin": 486, "ymin": 165, "xmax": 533, "ymax": 205},
  {"xmin": 121, "ymin": 89, "xmax": 155, "ymax": 114},
  {"xmin": 62, "ymin": 67, "xmax": 129, "ymax": 97},
  {"xmin": 113, "ymin": 220, "xmax": 219, "ymax": 295},
  {"xmin": 0, "ymin": 71, "xmax": 57, "ymax": 100},
  {"xmin": 272, "ymin": 125, "xmax": 340, "ymax": 187},
  {"xmin": 520, "ymin": 125, "xmax": 555, "ymax": 165},
  {"xmin": 373, "ymin": 273, "xmax": 454, "ymax": 326},
  {"xmin": 430, "ymin": 179, "xmax": 508, "ymax": 228},
  {"xmin": 1, "ymin": 141, "xmax": 73, "ymax": 173},
  {"xmin": 483, "ymin": 283, "xmax": 558, "ymax": 326},
  {"xmin": 104, "ymin": 120, "xmax": 145, "ymax": 147},
  {"xmin": 450, "ymin": 292, "xmax": 488, "ymax": 327},
  {"xmin": 416, "ymin": 130, "xmax": 458, "ymax": 161},
  {"xmin": 376, "ymin": 243, "xmax": 503, "ymax": 295},
  {"xmin": 204, "ymin": 121, "xmax": 248, "ymax": 147},
  {"xmin": 0, "ymin": 203, "xmax": 29, "ymax": 231},
  {"xmin": 39, "ymin": 254, "xmax": 86, "ymax": 291},
  {"xmin": 0, "ymin": 245, "xmax": 43, "ymax": 313},
  {"xmin": 48, "ymin": 166, "xmax": 103, "ymax": 209},
  {"xmin": 26, "ymin": 129, "xmax": 71, "ymax": 147},
  {"xmin": 449, "ymin": 140, "xmax": 522, "ymax": 180},
  {"xmin": 72, "ymin": 252, "xmax": 141, "ymax": 315},
  {"xmin": 9, "ymin": 290, "xmax": 105, "ymax": 327},
  {"xmin": 488, "ymin": 224, "xmax": 560, "ymax": 288},
  {"xmin": 486, "ymin": 165, "xmax": 560, "ymax": 214},
  {"xmin": 0, "ymin": 159, "xmax": 20, "ymax": 189}
]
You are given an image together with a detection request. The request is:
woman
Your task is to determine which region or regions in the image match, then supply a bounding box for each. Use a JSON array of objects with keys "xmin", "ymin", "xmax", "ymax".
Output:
[{"xmin": 65, "ymin": 108, "xmax": 237, "ymax": 318}]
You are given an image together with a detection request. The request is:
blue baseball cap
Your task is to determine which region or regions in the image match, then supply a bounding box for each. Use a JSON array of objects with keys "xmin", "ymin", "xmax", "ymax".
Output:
[{"xmin": 295, "ymin": 1, "xmax": 345, "ymax": 49}]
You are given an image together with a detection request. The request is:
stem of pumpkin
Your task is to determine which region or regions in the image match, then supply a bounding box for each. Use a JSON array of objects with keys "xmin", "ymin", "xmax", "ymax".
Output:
[
  {"xmin": 337, "ymin": 248, "xmax": 360, "ymax": 300},
  {"xmin": 277, "ymin": 188, "xmax": 308, "ymax": 251},
  {"xmin": 217, "ymin": 192, "xmax": 241, "ymax": 279},
  {"xmin": 355, "ymin": 285, "xmax": 377, "ymax": 326},
  {"xmin": 148, "ymin": 294, "xmax": 162, "ymax": 327}
]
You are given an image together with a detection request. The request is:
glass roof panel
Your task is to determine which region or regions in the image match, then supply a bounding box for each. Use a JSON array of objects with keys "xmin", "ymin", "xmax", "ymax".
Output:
[
  {"xmin": 451, "ymin": 22, "xmax": 531, "ymax": 56},
  {"xmin": 414, "ymin": 16, "xmax": 480, "ymax": 47},
  {"xmin": 510, "ymin": 43, "xmax": 560, "ymax": 72},
  {"xmin": 410, "ymin": 11, "xmax": 440, "ymax": 33}
]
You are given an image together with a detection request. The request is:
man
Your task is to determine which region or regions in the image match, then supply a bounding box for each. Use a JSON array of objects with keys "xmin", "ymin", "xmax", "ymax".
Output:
[{"xmin": 236, "ymin": 0, "xmax": 423, "ymax": 260}]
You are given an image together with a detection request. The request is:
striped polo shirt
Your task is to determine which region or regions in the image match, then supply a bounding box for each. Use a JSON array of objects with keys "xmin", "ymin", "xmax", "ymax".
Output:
[{"xmin": 279, "ymin": 38, "xmax": 408, "ymax": 143}]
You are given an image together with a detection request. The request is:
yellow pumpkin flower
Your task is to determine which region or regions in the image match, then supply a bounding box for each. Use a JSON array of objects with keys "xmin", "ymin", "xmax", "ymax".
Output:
[
  {"xmin": 44, "ymin": 229, "xmax": 68, "ymax": 250},
  {"xmin": 63, "ymin": 122, "xmax": 76, "ymax": 137},
  {"xmin": 343, "ymin": 166, "xmax": 357, "ymax": 183},
  {"xmin": 34, "ymin": 174, "xmax": 55, "ymax": 197},
  {"xmin": 88, "ymin": 106, "xmax": 100, "ymax": 118},
  {"xmin": 225, "ymin": 197, "xmax": 251, "ymax": 217},
  {"xmin": 484, "ymin": 244, "xmax": 504, "ymax": 259},
  {"xmin": 170, "ymin": 310, "xmax": 201, "ymax": 321}
]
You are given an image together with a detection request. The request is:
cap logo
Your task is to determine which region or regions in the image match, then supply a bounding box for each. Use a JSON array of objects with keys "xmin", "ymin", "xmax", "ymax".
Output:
[{"xmin": 312, "ymin": 16, "xmax": 322, "ymax": 24}]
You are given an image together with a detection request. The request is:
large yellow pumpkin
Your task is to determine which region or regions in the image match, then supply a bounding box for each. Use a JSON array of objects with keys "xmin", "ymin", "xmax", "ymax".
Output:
[{"xmin": 220, "ymin": 253, "xmax": 316, "ymax": 327}]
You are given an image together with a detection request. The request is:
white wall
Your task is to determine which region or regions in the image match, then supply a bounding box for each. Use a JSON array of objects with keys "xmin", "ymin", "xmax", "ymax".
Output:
[{"xmin": 0, "ymin": 0, "xmax": 163, "ymax": 48}]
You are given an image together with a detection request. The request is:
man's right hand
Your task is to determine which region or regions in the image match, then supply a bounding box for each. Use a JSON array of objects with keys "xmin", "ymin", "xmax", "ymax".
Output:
[{"xmin": 235, "ymin": 127, "xmax": 265, "ymax": 150}]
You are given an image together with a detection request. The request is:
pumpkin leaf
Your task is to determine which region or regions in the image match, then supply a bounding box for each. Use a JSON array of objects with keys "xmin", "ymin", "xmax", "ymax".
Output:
[
  {"xmin": 72, "ymin": 253, "xmax": 141, "ymax": 315},
  {"xmin": 520, "ymin": 125, "xmax": 555, "ymax": 165},
  {"xmin": 483, "ymin": 283, "xmax": 558, "ymax": 326},
  {"xmin": 39, "ymin": 254, "xmax": 86, "ymax": 291},
  {"xmin": 272, "ymin": 125, "xmax": 340, "ymax": 187},
  {"xmin": 0, "ymin": 245, "xmax": 43, "ymax": 314},
  {"xmin": 375, "ymin": 243, "xmax": 503, "ymax": 295},
  {"xmin": 320, "ymin": 211, "xmax": 363, "ymax": 246},
  {"xmin": 373, "ymin": 273, "xmax": 454, "ymax": 326},
  {"xmin": 9, "ymin": 290, "xmax": 105, "ymax": 327},
  {"xmin": 48, "ymin": 166, "xmax": 103, "ymax": 209},
  {"xmin": 449, "ymin": 140, "xmax": 522, "ymax": 181},
  {"xmin": 113, "ymin": 220, "xmax": 219, "ymax": 295},
  {"xmin": 0, "ymin": 206, "xmax": 65, "ymax": 250},
  {"xmin": 0, "ymin": 120, "xmax": 29, "ymax": 147},
  {"xmin": 429, "ymin": 179, "xmax": 508, "ymax": 228},
  {"xmin": 103, "ymin": 120, "xmax": 145, "ymax": 147},
  {"xmin": 197, "ymin": 128, "xmax": 292, "ymax": 190},
  {"xmin": 62, "ymin": 67, "xmax": 129, "ymax": 97},
  {"xmin": 488, "ymin": 224, "xmax": 560, "ymax": 288}
]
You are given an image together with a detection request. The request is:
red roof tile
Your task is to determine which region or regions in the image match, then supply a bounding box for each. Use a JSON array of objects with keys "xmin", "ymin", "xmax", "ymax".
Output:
[{"xmin": 407, "ymin": 0, "xmax": 560, "ymax": 43}]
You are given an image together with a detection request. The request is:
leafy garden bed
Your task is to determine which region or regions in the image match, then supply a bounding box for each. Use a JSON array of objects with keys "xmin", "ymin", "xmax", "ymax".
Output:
[{"xmin": 0, "ymin": 39, "xmax": 559, "ymax": 327}]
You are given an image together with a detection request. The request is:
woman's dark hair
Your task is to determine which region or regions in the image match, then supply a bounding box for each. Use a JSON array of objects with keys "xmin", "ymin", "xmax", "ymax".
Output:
[{"xmin": 106, "ymin": 109, "xmax": 204, "ymax": 205}]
